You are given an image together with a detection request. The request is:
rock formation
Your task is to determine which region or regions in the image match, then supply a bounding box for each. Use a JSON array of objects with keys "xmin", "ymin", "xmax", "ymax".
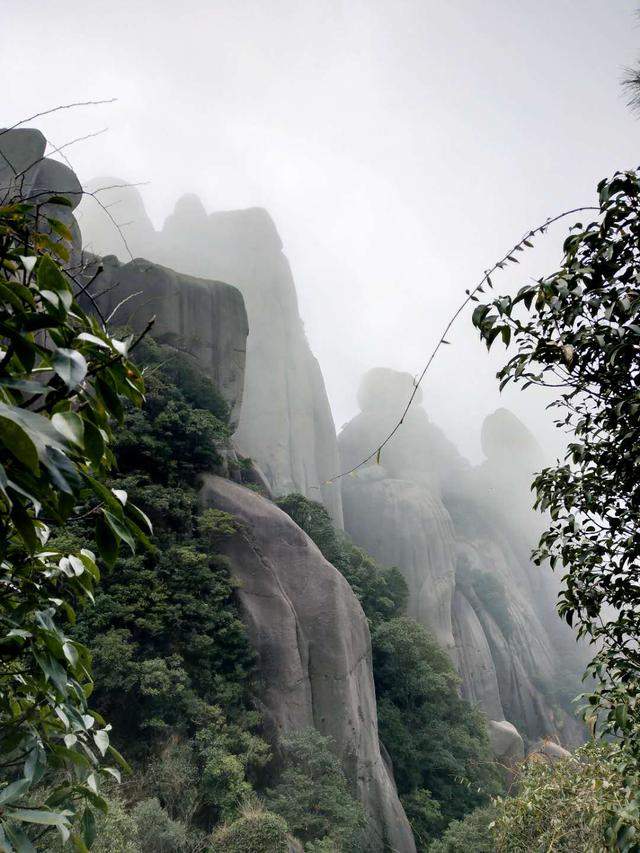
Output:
[
  {"xmin": 0, "ymin": 128, "xmax": 83, "ymax": 270},
  {"xmin": 68, "ymin": 159, "xmax": 413, "ymax": 849},
  {"xmin": 79, "ymin": 255, "xmax": 248, "ymax": 427},
  {"xmin": 78, "ymin": 185, "xmax": 343, "ymax": 525},
  {"xmin": 339, "ymin": 368, "xmax": 585, "ymax": 748},
  {"xmin": 200, "ymin": 475, "xmax": 416, "ymax": 852}
]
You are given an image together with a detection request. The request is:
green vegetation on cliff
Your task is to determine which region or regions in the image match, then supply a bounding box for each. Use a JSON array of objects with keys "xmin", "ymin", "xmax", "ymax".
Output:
[{"xmin": 50, "ymin": 341, "xmax": 363, "ymax": 851}]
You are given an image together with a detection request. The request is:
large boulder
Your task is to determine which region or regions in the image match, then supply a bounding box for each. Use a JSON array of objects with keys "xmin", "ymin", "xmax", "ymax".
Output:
[
  {"xmin": 488, "ymin": 720, "xmax": 525, "ymax": 771},
  {"xmin": 78, "ymin": 185, "xmax": 343, "ymax": 526},
  {"xmin": 79, "ymin": 255, "xmax": 248, "ymax": 427},
  {"xmin": 199, "ymin": 475, "xmax": 416, "ymax": 853}
]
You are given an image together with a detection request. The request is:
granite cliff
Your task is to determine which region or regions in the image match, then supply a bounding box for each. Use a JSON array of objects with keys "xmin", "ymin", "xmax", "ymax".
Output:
[
  {"xmin": 78, "ymin": 185, "xmax": 343, "ymax": 525},
  {"xmin": 339, "ymin": 368, "xmax": 585, "ymax": 749}
]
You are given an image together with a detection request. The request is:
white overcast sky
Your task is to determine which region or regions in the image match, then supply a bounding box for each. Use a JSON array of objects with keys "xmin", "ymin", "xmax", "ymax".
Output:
[{"xmin": 3, "ymin": 0, "xmax": 640, "ymax": 460}]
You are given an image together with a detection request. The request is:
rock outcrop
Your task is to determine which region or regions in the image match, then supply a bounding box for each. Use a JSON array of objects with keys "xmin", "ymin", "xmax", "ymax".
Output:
[
  {"xmin": 200, "ymin": 474, "xmax": 416, "ymax": 853},
  {"xmin": 0, "ymin": 128, "xmax": 83, "ymax": 270},
  {"xmin": 80, "ymin": 255, "xmax": 248, "ymax": 427},
  {"xmin": 339, "ymin": 368, "xmax": 585, "ymax": 748},
  {"xmin": 78, "ymin": 185, "xmax": 343, "ymax": 525}
]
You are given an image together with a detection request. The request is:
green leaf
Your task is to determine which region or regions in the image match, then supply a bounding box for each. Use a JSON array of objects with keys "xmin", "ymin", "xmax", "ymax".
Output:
[
  {"xmin": 76, "ymin": 332, "xmax": 111, "ymax": 351},
  {"xmin": 93, "ymin": 729, "xmax": 109, "ymax": 757},
  {"xmin": 0, "ymin": 415, "xmax": 39, "ymax": 473},
  {"xmin": 11, "ymin": 502, "xmax": 39, "ymax": 553},
  {"xmin": 95, "ymin": 376, "xmax": 123, "ymax": 421},
  {"xmin": 7, "ymin": 808, "xmax": 71, "ymax": 829},
  {"xmin": 0, "ymin": 778, "xmax": 31, "ymax": 806},
  {"xmin": 82, "ymin": 420, "xmax": 104, "ymax": 467},
  {"xmin": 80, "ymin": 807, "xmax": 97, "ymax": 848},
  {"xmin": 107, "ymin": 744, "xmax": 132, "ymax": 774},
  {"xmin": 95, "ymin": 515, "xmax": 118, "ymax": 567},
  {"xmin": 3, "ymin": 823, "xmax": 37, "ymax": 853},
  {"xmin": 45, "ymin": 195, "xmax": 74, "ymax": 208},
  {"xmin": 71, "ymin": 833, "xmax": 90, "ymax": 853},
  {"xmin": 53, "ymin": 348, "xmax": 87, "ymax": 390},
  {"xmin": 103, "ymin": 509, "xmax": 135, "ymax": 554},
  {"xmin": 126, "ymin": 501, "xmax": 153, "ymax": 536},
  {"xmin": 52, "ymin": 411, "xmax": 84, "ymax": 448},
  {"xmin": 36, "ymin": 254, "xmax": 69, "ymax": 295}
]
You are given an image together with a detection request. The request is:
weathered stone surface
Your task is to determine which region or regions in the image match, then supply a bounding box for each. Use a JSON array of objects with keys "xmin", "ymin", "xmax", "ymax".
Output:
[
  {"xmin": 80, "ymin": 255, "xmax": 248, "ymax": 427},
  {"xmin": 78, "ymin": 186, "xmax": 343, "ymax": 525},
  {"xmin": 529, "ymin": 739, "xmax": 572, "ymax": 762},
  {"xmin": 199, "ymin": 475, "xmax": 416, "ymax": 853},
  {"xmin": 342, "ymin": 469, "xmax": 457, "ymax": 654},
  {"xmin": 488, "ymin": 720, "xmax": 525, "ymax": 768},
  {"xmin": 0, "ymin": 128, "xmax": 46, "ymax": 191},
  {"xmin": 452, "ymin": 590, "xmax": 504, "ymax": 720}
]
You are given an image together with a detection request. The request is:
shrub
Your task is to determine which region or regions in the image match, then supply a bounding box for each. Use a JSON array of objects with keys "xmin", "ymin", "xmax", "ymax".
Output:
[
  {"xmin": 493, "ymin": 741, "xmax": 640, "ymax": 852},
  {"xmin": 427, "ymin": 805, "xmax": 497, "ymax": 853},
  {"xmin": 209, "ymin": 801, "xmax": 290, "ymax": 852},
  {"xmin": 132, "ymin": 797, "xmax": 189, "ymax": 853}
]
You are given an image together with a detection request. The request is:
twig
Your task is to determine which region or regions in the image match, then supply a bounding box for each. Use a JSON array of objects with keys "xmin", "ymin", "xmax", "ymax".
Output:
[
  {"xmin": 0, "ymin": 99, "xmax": 117, "ymax": 138},
  {"xmin": 106, "ymin": 290, "xmax": 143, "ymax": 323}
]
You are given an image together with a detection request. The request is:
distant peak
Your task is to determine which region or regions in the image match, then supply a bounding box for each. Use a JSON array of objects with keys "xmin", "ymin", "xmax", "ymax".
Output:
[
  {"xmin": 173, "ymin": 193, "xmax": 207, "ymax": 219},
  {"xmin": 357, "ymin": 367, "xmax": 423, "ymax": 413}
]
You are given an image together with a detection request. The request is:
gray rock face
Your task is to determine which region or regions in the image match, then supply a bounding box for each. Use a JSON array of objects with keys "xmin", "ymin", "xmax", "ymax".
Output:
[
  {"xmin": 339, "ymin": 368, "xmax": 585, "ymax": 747},
  {"xmin": 80, "ymin": 255, "xmax": 248, "ymax": 426},
  {"xmin": 0, "ymin": 128, "xmax": 83, "ymax": 270},
  {"xmin": 78, "ymin": 185, "xmax": 343, "ymax": 526},
  {"xmin": 199, "ymin": 475, "xmax": 416, "ymax": 853},
  {"xmin": 452, "ymin": 590, "xmax": 504, "ymax": 720},
  {"xmin": 342, "ymin": 469, "xmax": 457, "ymax": 654},
  {"xmin": 488, "ymin": 719, "xmax": 525, "ymax": 779}
]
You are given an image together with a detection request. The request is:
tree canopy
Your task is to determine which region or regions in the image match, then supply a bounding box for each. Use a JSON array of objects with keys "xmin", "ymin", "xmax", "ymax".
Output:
[{"xmin": 473, "ymin": 169, "xmax": 640, "ymax": 847}]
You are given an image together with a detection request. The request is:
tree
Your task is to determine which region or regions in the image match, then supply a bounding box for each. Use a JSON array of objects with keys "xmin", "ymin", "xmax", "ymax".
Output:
[
  {"xmin": 473, "ymin": 169, "xmax": 640, "ymax": 847},
  {"xmin": 372, "ymin": 618, "xmax": 500, "ymax": 838},
  {"xmin": 0, "ymin": 191, "xmax": 150, "ymax": 848},
  {"xmin": 264, "ymin": 728, "xmax": 366, "ymax": 851}
]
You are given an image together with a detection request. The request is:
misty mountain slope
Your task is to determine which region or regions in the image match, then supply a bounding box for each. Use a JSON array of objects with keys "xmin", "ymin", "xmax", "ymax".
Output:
[
  {"xmin": 339, "ymin": 368, "xmax": 585, "ymax": 747},
  {"xmin": 78, "ymin": 184, "xmax": 344, "ymax": 526}
]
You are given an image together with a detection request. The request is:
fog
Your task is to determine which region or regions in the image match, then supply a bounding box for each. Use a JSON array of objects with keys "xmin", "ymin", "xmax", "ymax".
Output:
[{"xmin": 4, "ymin": 0, "xmax": 640, "ymax": 461}]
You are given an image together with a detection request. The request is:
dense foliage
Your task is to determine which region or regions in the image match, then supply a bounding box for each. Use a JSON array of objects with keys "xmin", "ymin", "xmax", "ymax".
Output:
[
  {"xmin": 277, "ymin": 494, "xmax": 500, "ymax": 849},
  {"xmin": 0, "ymin": 193, "xmax": 151, "ymax": 849},
  {"xmin": 69, "ymin": 338, "xmax": 258, "ymax": 762},
  {"xmin": 55, "ymin": 337, "xmax": 274, "ymax": 847},
  {"xmin": 210, "ymin": 801, "xmax": 290, "ymax": 852},
  {"xmin": 493, "ymin": 742, "xmax": 640, "ymax": 852},
  {"xmin": 427, "ymin": 805, "xmax": 496, "ymax": 853},
  {"xmin": 373, "ymin": 618, "xmax": 500, "ymax": 837},
  {"xmin": 473, "ymin": 169, "xmax": 640, "ymax": 846},
  {"xmin": 264, "ymin": 729, "xmax": 366, "ymax": 851}
]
